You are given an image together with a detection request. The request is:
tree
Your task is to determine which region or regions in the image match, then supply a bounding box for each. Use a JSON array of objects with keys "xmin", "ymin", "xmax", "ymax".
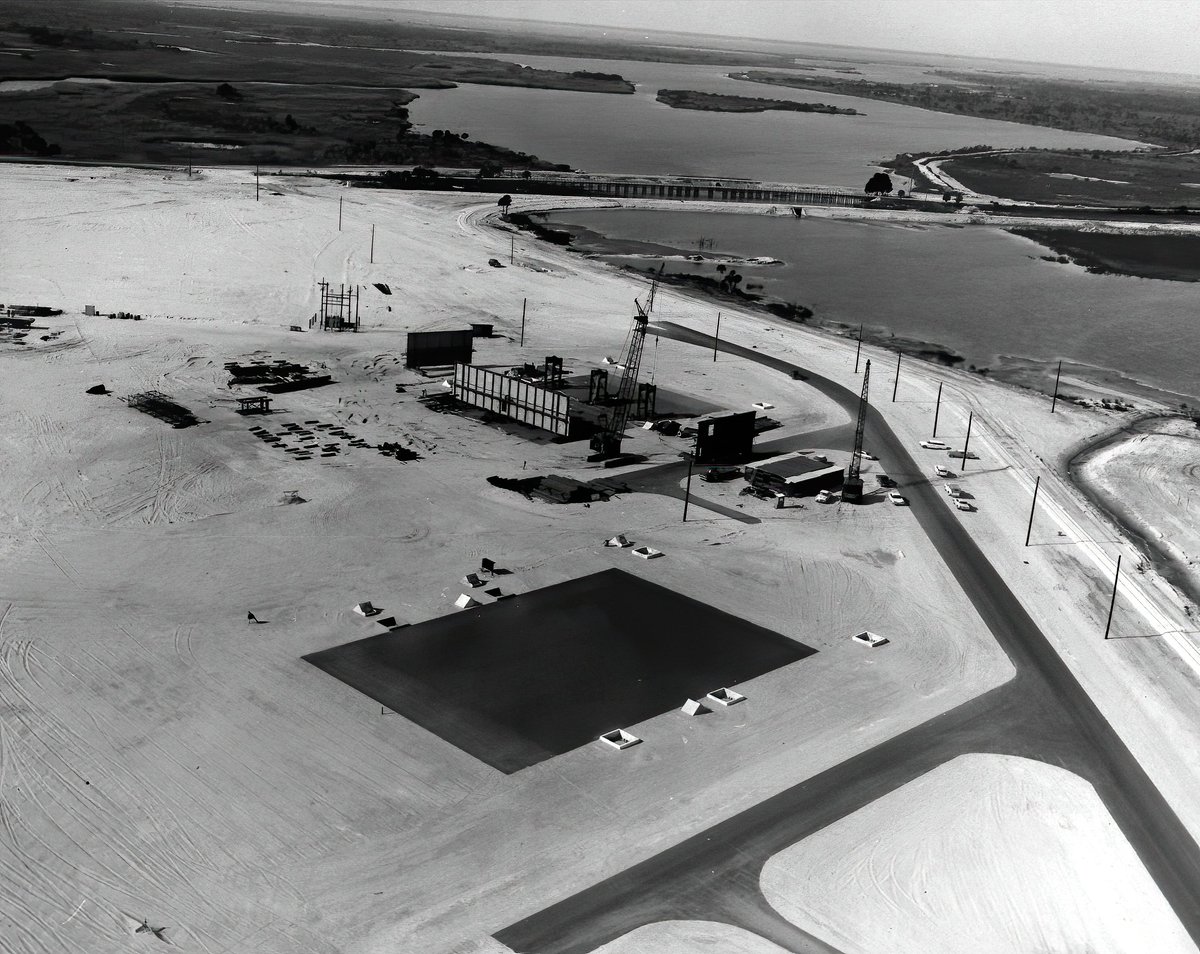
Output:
[
  {"xmin": 284, "ymin": 114, "xmax": 298, "ymax": 132},
  {"xmin": 497, "ymin": 194, "xmax": 512, "ymax": 217},
  {"xmin": 216, "ymin": 82, "xmax": 241, "ymax": 101},
  {"xmin": 864, "ymin": 172, "xmax": 893, "ymax": 196}
]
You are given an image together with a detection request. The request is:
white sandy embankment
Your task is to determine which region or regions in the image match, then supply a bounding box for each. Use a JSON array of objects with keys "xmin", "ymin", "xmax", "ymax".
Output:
[
  {"xmin": 760, "ymin": 754, "xmax": 1195, "ymax": 954},
  {"xmin": 1073, "ymin": 416, "xmax": 1200, "ymax": 606},
  {"xmin": 0, "ymin": 163, "xmax": 1198, "ymax": 954}
]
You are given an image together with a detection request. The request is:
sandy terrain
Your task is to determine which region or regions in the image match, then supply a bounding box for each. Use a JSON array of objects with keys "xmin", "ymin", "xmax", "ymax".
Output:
[
  {"xmin": 760, "ymin": 754, "xmax": 1196, "ymax": 954},
  {"xmin": 1076, "ymin": 417, "xmax": 1200, "ymax": 603},
  {"xmin": 2, "ymin": 163, "xmax": 1199, "ymax": 953}
]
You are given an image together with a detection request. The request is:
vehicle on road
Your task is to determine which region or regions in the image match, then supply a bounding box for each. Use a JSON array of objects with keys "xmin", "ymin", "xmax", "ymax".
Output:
[
  {"xmin": 935, "ymin": 465, "xmax": 955, "ymax": 478},
  {"xmin": 920, "ymin": 439, "xmax": 949, "ymax": 449},
  {"xmin": 860, "ymin": 451, "xmax": 877, "ymax": 460},
  {"xmin": 852, "ymin": 630, "xmax": 889, "ymax": 647},
  {"xmin": 954, "ymin": 498, "xmax": 973, "ymax": 511},
  {"xmin": 945, "ymin": 483, "xmax": 964, "ymax": 498},
  {"xmin": 816, "ymin": 489, "xmax": 834, "ymax": 503},
  {"xmin": 876, "ymin": 474, "xmax": 896, "ymax": 488},
  {"xmin": 700, "ymin": 465, "xmax": 741, "ymax": 482},
  {"xmin": 888, "ymin": 491, "xmax": 908, "ymax": 506},
  {"xmin": 948, "ymin": 449, "xmax": 979, "ymax": 460}
]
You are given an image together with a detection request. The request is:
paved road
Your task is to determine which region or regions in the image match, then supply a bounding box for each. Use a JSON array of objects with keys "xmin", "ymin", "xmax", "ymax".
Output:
[{"xmin": 496, "ymin": 323, "xmax": 1200, "ymax": 954}]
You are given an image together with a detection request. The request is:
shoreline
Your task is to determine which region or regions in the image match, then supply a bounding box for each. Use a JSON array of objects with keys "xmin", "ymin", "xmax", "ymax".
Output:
[{"xmin": 506, "ymin": 199, "xmax": 1195, "ymax": 413}]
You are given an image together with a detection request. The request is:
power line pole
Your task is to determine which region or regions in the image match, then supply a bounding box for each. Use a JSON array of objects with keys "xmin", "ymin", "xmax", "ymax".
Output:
[
  {"xmin": 854, "ymin": 323, "xmax": 863, "ymax": 373},
  {"xmin": 1104, "ymin": 555, "xmax": 1122, "ymax": 640},
  {"xmin": 255, "ymin": 164, "xmax": 259, "ymax": 201},
  {"xmin": 520, "ymin": 297, "xmax": 527, "ymax": 347},
  {"xmin": 713, "ymin": 311, "xmax": 721, "ymax": 362},
  {"xmin": 961, "ymin": 411, "xmax": 974, "ymax": 470},
  {"xmin": 510, "ymin": 235, "xmax": 514, "ymax": 266},
  {"xmin": 338, "ymin": 195, "xmax": 343, "ymax": 231},
  {"xmin": 682, "ymin": 456, "xmax": 694, "ymax": 522},
  {"xmin": 370, "ymin": 224, "xmax": 375, "ymax": 264},
  {"xmin": 1025, "ymin": 475, "xmax": 1041, "ymax": 547},
  {"xmin": 1051, "ymin": 359, "xmax": 1063, "ymax": 413},
  {"xmin": 932, "ymin": 381, "xmax": 943, "ymax": 437},
  {"xmin": 892, "ymin": 351, "xmax": 901, "ymax": 402}
]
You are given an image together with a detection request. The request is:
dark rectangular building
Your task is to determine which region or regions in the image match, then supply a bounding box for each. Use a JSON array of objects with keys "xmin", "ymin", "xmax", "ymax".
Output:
[
  {"xmin": 405, "ymin": 329, "xmax": 475, "ymax": 368},
  {"xmin": 694, "ymin": 410, "xmax": 757, "ymax": 465}
]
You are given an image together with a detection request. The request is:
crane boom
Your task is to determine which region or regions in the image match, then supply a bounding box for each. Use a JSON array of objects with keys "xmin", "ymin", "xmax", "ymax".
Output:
[
  {"xmin": 589, "ymin": 299, "xmax": 650, "ymax": 459},
  {"xmin": 842, "ymin": 359, "xmax": 870, "ymax": 502}
]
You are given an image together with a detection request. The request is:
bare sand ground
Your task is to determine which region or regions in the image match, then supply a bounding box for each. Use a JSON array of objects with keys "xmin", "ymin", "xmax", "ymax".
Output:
[
  {"xmin": 1, "ymin": 164, "xmax": 1198, "ymax": 953},
  {"xmin": 760, "ymin": 754, "xmax": 1196, "ymax": 954}
]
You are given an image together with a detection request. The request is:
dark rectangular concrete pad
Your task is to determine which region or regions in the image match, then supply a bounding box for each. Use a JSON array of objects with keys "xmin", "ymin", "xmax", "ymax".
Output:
[{"xmin": 304, "ymin": 568, "xmax": 813, "ymax": 773}]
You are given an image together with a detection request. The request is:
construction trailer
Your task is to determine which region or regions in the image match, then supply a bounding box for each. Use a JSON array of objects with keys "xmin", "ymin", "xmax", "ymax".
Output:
[
  {"xmin": 694, "ymin": 410, "xmax": 756, "ymax": 465},
  {"xmin": 744, "ymin": 452, "xmax": 844, "ymax": 497},
  {"xmin": 406, "ymin": 329, "xmax": 475, "ymax": 369}
]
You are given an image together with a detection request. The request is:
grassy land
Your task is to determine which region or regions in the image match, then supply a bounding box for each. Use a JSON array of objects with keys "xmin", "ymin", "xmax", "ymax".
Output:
[
  {"xmin": 942, "ymin": 150, "xmax": 1200, "ymax": 207},
  {"xmin": 732, "ymin": 69, "xmax": 1200, "ymax": 148},
  {"xmin": 655, "ymin": 89, "xmax": 859, "ymax": 115},
  {"xmin": 1012, "ymin": 229, "xmax": 1200, "ymax": 281},
  {"xmin": 0, "ymin": 0, "xmax": 641, "ymax": 166}
]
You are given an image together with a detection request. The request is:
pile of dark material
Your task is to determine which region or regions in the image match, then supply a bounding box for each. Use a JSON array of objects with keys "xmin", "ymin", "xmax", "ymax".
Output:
[
  {"xmin": 6, "ymin": 304, "xmax": 62, "ymax": 318},
  {"xmin": 124, "ymin": 391, "xmax": 201, "ymax": 428},
  {"xmin": 226, "ymin": 359, "xmax": 330, "ymax": 393},
  {"xmin": 487, "ymin": 474, "xmax": 625, "ymax": 504},
  {"xmin": 377, "ymin": 441, "xmax": 421, "ymax": 462},
  {"xmin": 86, "ymin": 384, "xmax": 109, "ymax": 395},
  {"xmin": 373, "ymin": 282, "xmax": 392, "ymax": 295},
  {"xmin": 108, "ymin": 311, "xmax": 143, "ymax": 320}
]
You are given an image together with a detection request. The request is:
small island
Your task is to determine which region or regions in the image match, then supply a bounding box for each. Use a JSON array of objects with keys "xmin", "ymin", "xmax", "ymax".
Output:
[{"xmin": 656, "ymin": 88, "xmax": 859, "ymax": 115}]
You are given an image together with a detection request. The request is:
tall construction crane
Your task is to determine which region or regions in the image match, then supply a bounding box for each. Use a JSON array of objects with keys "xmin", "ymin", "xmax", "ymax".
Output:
[
  {"xmin": 842, "ymin": 359, "xmax": 870, "ymax": 502},
  {"xmin": 588, "ymin": 267, "xmax": 663, "ymax": 460},
  {"xmin": 589, "ymin": 298, "xmax": 650, "ymax": 459}
]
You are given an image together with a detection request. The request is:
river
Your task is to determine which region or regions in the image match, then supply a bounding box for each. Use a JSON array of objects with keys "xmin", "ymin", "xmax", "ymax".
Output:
[
  {"xmin": 539, "ymin": 207, "xmax": 1200, "ymax": 407},
  {"xmin": 406, "ymin": 52, "xmax": 1147, "ymax": 188}
]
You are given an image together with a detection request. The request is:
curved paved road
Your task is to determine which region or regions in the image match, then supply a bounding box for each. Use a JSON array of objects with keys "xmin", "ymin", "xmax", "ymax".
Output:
[{"xmin": 496, "ymin": 323, "xmax": 1200, "ymax": 954}]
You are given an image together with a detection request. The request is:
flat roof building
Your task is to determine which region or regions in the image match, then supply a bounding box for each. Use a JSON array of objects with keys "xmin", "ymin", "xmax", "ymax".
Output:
[{"xmin": 744, "ymin": 451, "xmax": 844, "ymax": 496}]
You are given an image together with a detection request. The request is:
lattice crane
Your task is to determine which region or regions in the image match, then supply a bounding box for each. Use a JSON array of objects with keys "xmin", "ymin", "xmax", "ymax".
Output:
[
  {"xmin": 589, "ymin": 298, "xmax": 650, "ymax": 459},
  {"xmin": 842, "ymin": 358, "xmax": 870, "ymax": 503}
]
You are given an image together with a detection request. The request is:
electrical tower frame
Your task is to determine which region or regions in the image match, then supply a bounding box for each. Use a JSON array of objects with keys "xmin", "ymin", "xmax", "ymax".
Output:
[{"xmin": 318, "ymin": 280, "xmax": 360, "ymax": 332}]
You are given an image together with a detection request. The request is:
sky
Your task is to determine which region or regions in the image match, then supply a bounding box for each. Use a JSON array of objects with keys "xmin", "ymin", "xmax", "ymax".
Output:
[{"xmin": 361, "ymin": 0, "xmax": 1199, "ymax": 75}]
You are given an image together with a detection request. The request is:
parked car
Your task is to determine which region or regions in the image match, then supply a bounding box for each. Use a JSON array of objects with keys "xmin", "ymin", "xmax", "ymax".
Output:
[
  {"xmin": 888, "ymin": 491, "xmax": 908, "ymax": 506},
  {"xmin": 954, "ymin": 498, "xmax": 973, "ymax": 512},
  {"xmin": 920, "ymin": 439, "xmax": 950, "ymax": 450},
  {"xmin": 860, "ymin": 451, "xmax": 877, "ymax": 460},
  {"xmin": 876, "ymin": 474, "xmax": 896, "ymax": 488},
  {"xmin": 935, "ymin": 465, "xmax": 955, "ymax": 478},
  {"xmin": 816, "ymin": 489, "xmax": 834, "ymax": 503},
  {"xmin": 700, "ymin": 465, "xmax": 741, "ymax": 482},
  {"xmin": 944, "ymin": 483, "xmax": 964, "ymax": 498},
  {"xmin": 948, "ymin": 449, "xmax": 979, "ymax": 460}
]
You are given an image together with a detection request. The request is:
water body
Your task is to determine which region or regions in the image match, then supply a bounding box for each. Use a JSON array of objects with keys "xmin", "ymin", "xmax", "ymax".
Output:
[
  {"xmin": 406, "ymin": 53, "xmax": 1147, "ymax": 188},
  {"xmin": 542, "ymin": 208, "xmax": 1200, "ymax": 405}
]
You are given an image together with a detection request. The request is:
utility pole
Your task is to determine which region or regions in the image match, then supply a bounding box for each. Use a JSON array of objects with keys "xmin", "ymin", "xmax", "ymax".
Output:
[
  {"xmin": 520, "ymin": 297, "xmax": 527, "ymax": 347},
  {"xmin": 1104, "ymin": 555, "xmax": 1122, "ymax": 640},
  {"xmin": 338, "ymin": 195, "xmax": 343, "ymax": 232},
  {"xmin": 255, "ymin": 164, "xmax": 260, "ymax": 201},
  {"xmin": 187, "ymin": 145, "xmax": 192, "ymax": 177},
  {"xmin": 892, "ymin": 351, "xmax": 901, "ymax": 402},
  {"xmin": 1051, "ymin": 360, "xmax": 1063, "ymax": 413},
  {"xmin": 713, "ymin": 311, "xmax": 721, "ymax": 362},
  {"xmin": 682, "ymin": 456, "xmax": 693, "ymax": 522},
  {"xmin": 962, "ymin": 411, "xmax": 974, "ymax": 470},
  {"xmin": 370, "ymin": 224, "xmax": 375, "ymax": 264},
  {"xmin": 1025, "ymin": 475, "xmax": 1041, "ymax": 547},
  {"xmin": 854, "ymin": 323, "xmax": 863, "ymax": 373},
  {"xmin": 932, "ymin": 382, "xmax": 943, "ymax": 437},
  {"xmin": 510, "ymin": 235, "xmax": 515, "ymax": 266}
]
